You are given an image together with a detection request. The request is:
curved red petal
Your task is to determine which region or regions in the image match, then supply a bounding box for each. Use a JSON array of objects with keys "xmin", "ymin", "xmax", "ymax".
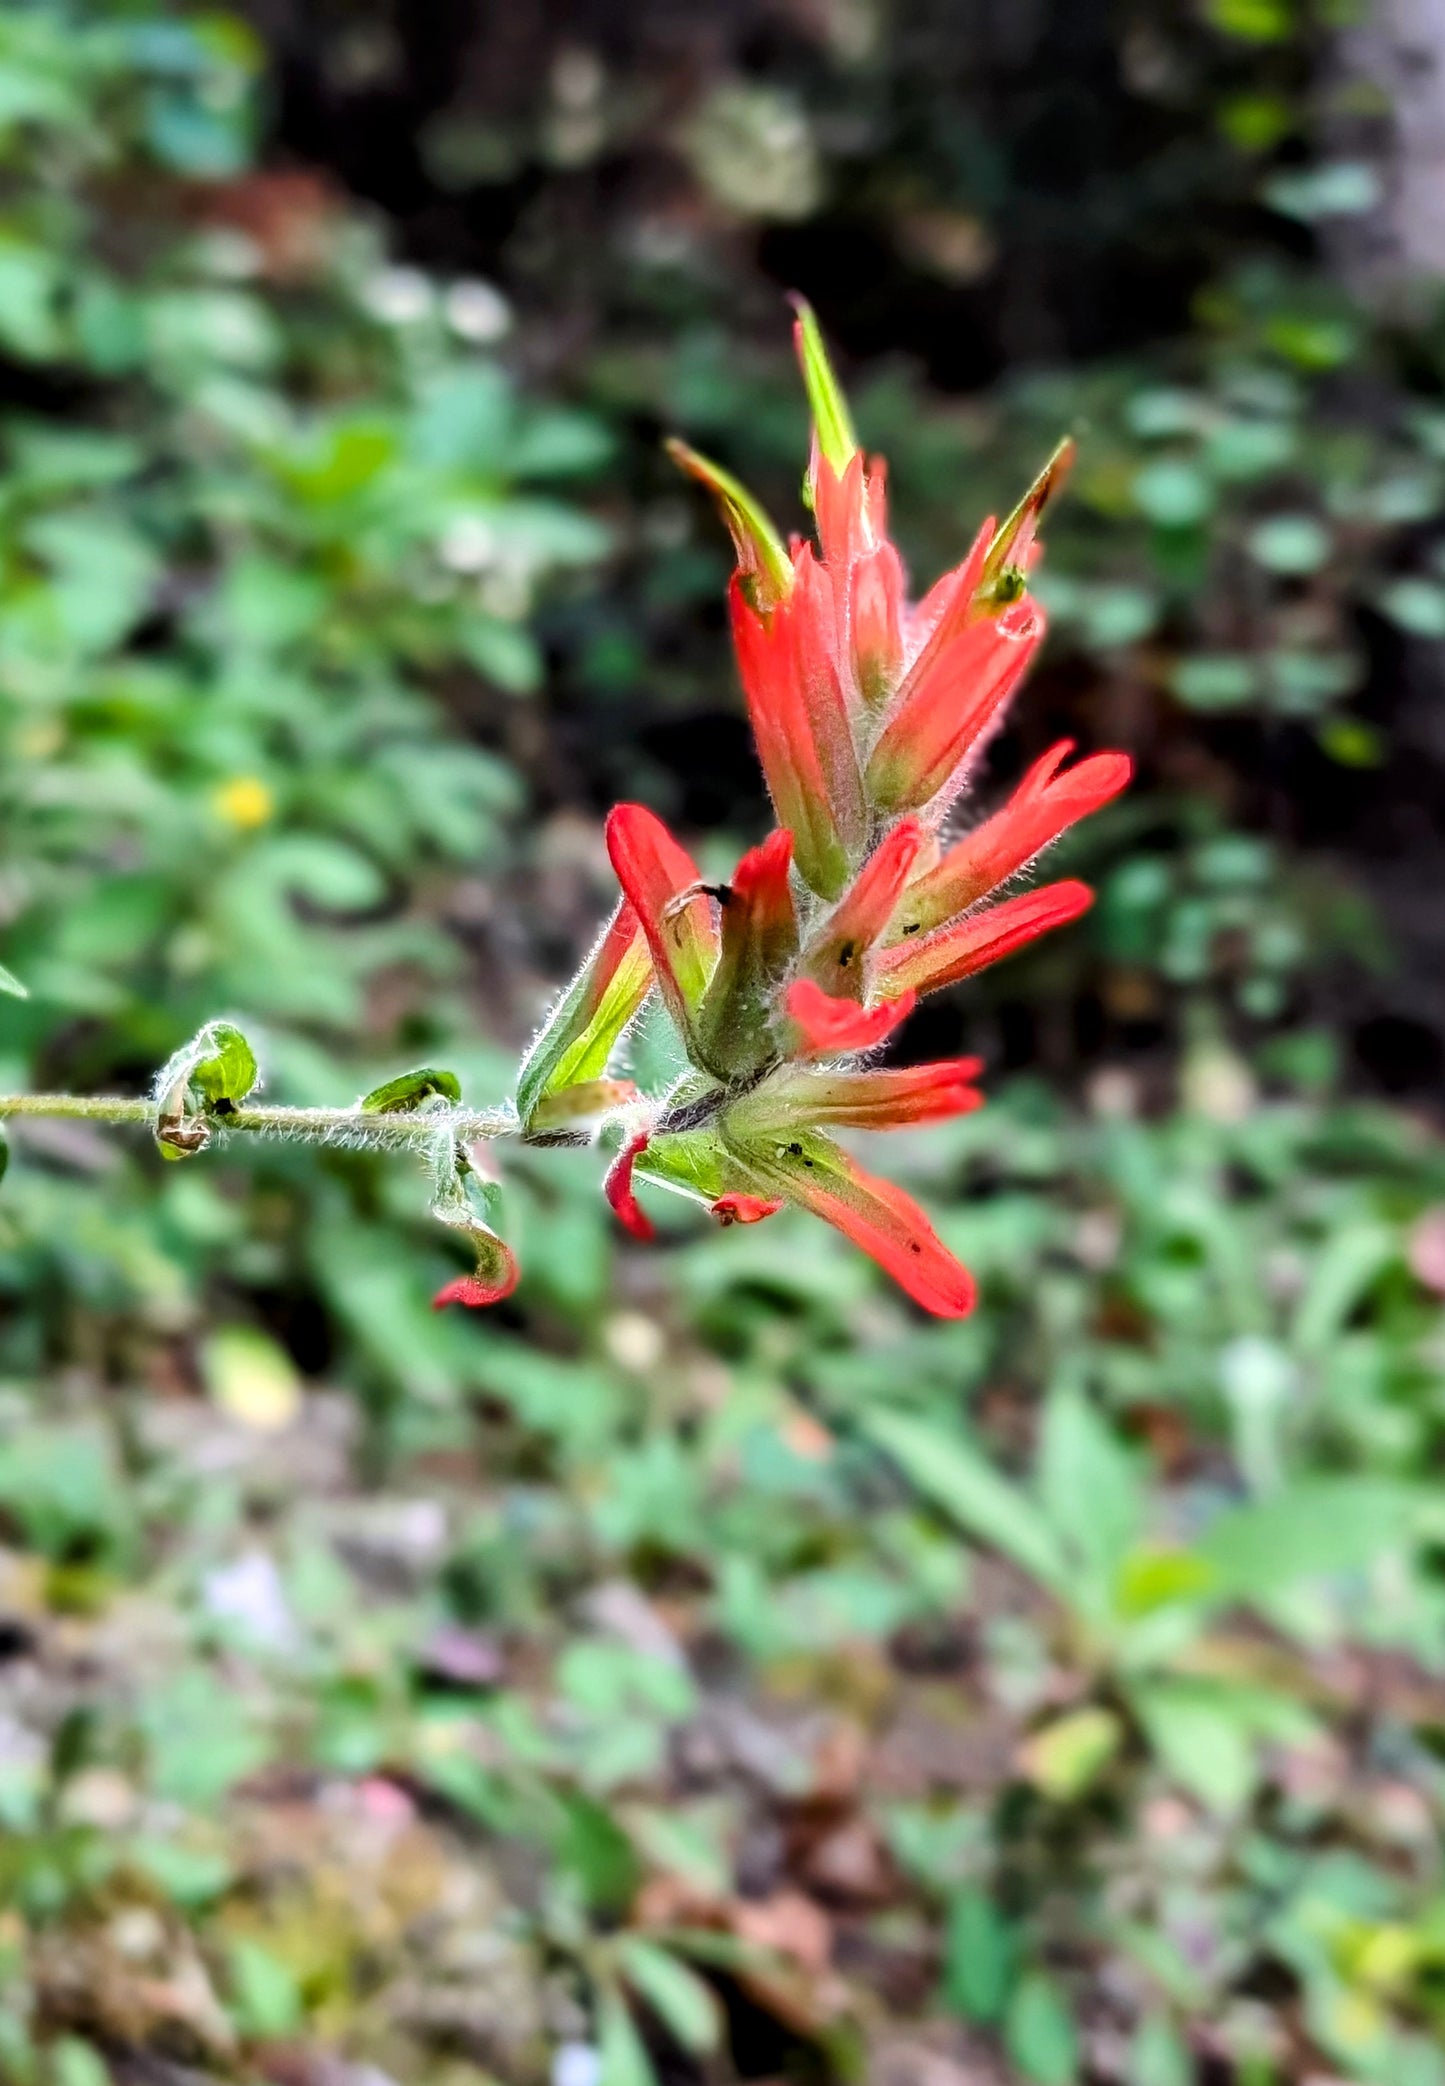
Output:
[
  {"xmin": 893, "ymin": 745, "xmax": 1131, "ymax": 931},
  {"xmin": 605, "ymin": 803, "xmax": 717, "ymax": 1035},
  {"xmin": 878, "ymin": 880, "xmax": 1094, "ymax": 1000},
  {"xmin": 867, "ymin": 598, "xmax": 1045, "ymax": 817},
  {"xmin": 726, "ymin": 1132, "xmax": 976, "ymax": 1318},
  {"xmin": 785, "ymin": 977, "xmax": 917, "ymax": 1056},
  {"xmin": 605, "ymin": 1129, "xmax": 657, "ymax": 1242},
  {"xmin": 800, "ymin": 817, "xmax": 924, "ymax": 998}
]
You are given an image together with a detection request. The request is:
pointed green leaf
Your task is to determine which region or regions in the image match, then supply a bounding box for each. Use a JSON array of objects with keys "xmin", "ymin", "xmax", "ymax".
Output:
[
  {"xmin": 0, "ymin": 965, "xmax": 27, "ymax": 999},
  {"xmin": 792, "ymin": 297, "xmax": 858, "ymax": 475},
  {"xmin": 597, "ymin": 1985, "xmax": 658, "ymax": 2086},
  {"xmin": 863, "ymin": 1409, "xmax": 1069, "ymax": 1592},
  {"xmin": 616, "ymin": 1937, "xmax": 721, "ymax": 2056},
  {"xmin": 360, "ymin": 1065, "xmax": 462, "ymax": 1114}
]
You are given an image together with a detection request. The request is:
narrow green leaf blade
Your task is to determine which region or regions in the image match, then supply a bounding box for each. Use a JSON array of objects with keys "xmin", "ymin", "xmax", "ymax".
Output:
[{"xmin": 863, "ymin": 1409, "xmax": 1069, "ymax": 1591}]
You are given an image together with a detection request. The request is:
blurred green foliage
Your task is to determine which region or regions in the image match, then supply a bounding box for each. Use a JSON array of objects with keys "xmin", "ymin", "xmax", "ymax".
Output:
[{"xmin": 2, "ymin": 4, "xmax": 1445, "ymax": 2085}]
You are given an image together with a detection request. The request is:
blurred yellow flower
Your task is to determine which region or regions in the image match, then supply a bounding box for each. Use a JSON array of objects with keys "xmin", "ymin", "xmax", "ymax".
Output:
[{"xmin": 213, "ymin": 775, "xmax": 275, "ymax": 829}]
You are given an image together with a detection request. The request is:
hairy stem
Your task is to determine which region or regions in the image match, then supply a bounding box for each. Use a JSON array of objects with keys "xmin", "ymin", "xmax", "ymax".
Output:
[{"xmin": 0, "ymin": 1093, "xmax": 515, "ymax": 1148}]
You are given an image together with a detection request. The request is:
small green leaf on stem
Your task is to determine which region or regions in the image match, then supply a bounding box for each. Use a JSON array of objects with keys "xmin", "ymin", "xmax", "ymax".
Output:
[{"xmin": 361, "ymin": 1066, "xmax": 463, "ymax": 1114}]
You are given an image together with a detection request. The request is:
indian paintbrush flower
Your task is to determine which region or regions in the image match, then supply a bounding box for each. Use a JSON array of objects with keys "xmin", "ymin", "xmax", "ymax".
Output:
[{"xmin": 467, "ymin": 303, "xmax": 1132, "ymax": 1317}]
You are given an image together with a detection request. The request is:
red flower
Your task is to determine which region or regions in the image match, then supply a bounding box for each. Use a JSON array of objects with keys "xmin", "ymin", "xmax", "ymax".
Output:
[{"xmin": 470, "ymin": 306, "xmax": 1129, "ymax": 1316}]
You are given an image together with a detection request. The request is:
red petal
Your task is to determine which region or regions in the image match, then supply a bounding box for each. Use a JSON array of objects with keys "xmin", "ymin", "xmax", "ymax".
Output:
[
  {"xmin": 893, "ymin": 743, "xmax": 1132, "ymax": 932},
  {"xmin": 710, "ymin": 1193, "xmax": 785, "ymax": 1226},
  {"xmin": 696, "ymin": 827, "xmax": 799, "ymax": 1079},
  {"xmin": 800, "ymin": 817, "xmax": 924, "ymax": 998},
  {"xmin": 605, "ymin": 803, "xmax": 718, "ymax": 1037},
  {"xmin": 878, "ymin": 880, "xmax": 1093, "ymax": 1000},
  {"xmin": 785, "ymin": 977, "xmax": 917, "ymax": 1056},
  {"xmin": 748, "ymin": 1058, "xmax": 986, "ymax": 1132},
  {"xmin": 605, "ymin": 1130, "xmax": 656, "ymax": 1242},
  {"xmin": 725, "ymin": 1131, "xmax": 976, "ymax": 1318},
  {"xmin": 867, "ymin": 596, "xmax": 1045, "ymax": 817},
  {"xmin": 729, "ymin": 550, "xmax": 865, "ymax": 899}
]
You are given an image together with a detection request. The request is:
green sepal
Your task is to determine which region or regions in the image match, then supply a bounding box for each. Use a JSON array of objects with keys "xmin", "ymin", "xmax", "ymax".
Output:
[
  {"xmin": 666, "ymin": 439, "xmax": 793, "ymax": 610},
  {"xmin": 792, "ymin": 297, "xmax": 858, "ymax": 477},
  {"xmin": 980, "ymin": 436, "xmax": 1075, "ymax": 595},
  {"xmin": 515, "ymin": 901, "xmax": 651, "ymax": 1129},
  {"xmin": 361, "ymin": 1066, "xmax": 462, "ymax": 1114},
  {"xmin": 0, "ymin": 965, "xmax": 27, "ymax": 999}
]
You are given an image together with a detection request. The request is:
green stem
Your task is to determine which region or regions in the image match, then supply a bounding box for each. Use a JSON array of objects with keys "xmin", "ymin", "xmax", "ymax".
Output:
[{"xmin": 0, "ymin": 1093, "xmax": 515, "ymax": 1148}]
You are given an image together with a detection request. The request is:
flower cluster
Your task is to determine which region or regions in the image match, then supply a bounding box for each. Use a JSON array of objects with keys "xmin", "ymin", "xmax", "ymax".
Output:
[{"xmin": 481, "ymin": 307, "xmax": 1130, "ymax": 1317}]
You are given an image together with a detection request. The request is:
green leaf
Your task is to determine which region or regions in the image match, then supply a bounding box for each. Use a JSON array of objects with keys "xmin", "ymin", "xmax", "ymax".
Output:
[
  {"xmin": 863, "ymin": 1410, "xmax": 1068, "ymax": 1591},
  {"xmin": 792, "ymin": 297, "xmax": 858, "ymax": 475},
  {"xmin": 1129, "ymin": 1679, "xmax": 1258, "ymax": 1811},
  {"xmin": 1199, "ymin": 1478, "xmax": 1419, "ymax": 1596},
  {"xmin": 189, "ymin": 1023, "xmax": 258, "ymax": 1110},
  {"xmin": 1006, "ymin": 1972, "xmax": 1078, "ymax": 2086},
  {"xmin": 227, "ymin": 1938, "xmax": 303, "ymax": 2040},
  {"xmin": 1019, "ymin": 1706, "xmax": 1124, "ymax": 1802},
  {"xmin": 0, "ymin": 964, "xmax": 27, "ymax": 998},
  {"xmin": 360, "ymin": 1066, "xmax": 463, "ymax": 1114},
  {"xmin": 0, "ymin": 1130, "xmax": 7, "ymax": 1190},
  {"xmin": 943, "ymin": 1887, "xmax": 1015, "ymax": 2023},
  {"xmin": 597, "ymin": 1983, "xmax": 659, "ymax": 2086},
  {"xmin": 616, "ymin": 1937, "xmax": 721, "ymax": 2055}
]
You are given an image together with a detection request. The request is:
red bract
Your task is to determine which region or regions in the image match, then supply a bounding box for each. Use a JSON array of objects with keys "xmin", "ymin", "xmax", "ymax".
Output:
[{"xmin": 466, "ymin": 306, "xmax": 1129, "ymax": 1318}]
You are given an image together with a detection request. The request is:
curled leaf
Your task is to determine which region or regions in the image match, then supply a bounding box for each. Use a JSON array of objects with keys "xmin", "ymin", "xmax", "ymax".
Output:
[
  {"xmin": 361, "ymin": 1066, "xmax": 462, "ymax": 1114},
  {"xmin": 430, "ymin": 1140, "xmax": 519, "ymax": 1308},
  {"xmin": 154, "ymin": 1019, "xmax": 260, "ymax": 1157}
]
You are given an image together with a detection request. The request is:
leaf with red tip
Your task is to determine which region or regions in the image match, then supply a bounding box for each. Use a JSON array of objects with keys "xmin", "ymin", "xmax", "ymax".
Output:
[
  {"xmin": 850, "ymin": 537, "xmax": 905, "ymax": 707},
  {"xmin": 737, "ymin": 1057, "xmax": 986, "ymax": 1134},
  {"xmin": 433, "ymin": 1261, "xmax": 519, "ymax": 1311},
  {"xmin": 867, "ymin": 596, "xmax": 1045, "ymax": 817},
  {"xmin": 515, "ymin": 900, "xmax": 652, "ymax": 1126},
  {"xmin": 605, "ymin": 1130, "xmax": 656, "ymax": 1241},
  {"xmin": 892, "ymin": 743, "xmax": 1132, "ymax": 934},
  {"xmin": 784, "ymin": 977, "xmax": 917, "ymax": 1056},
  {"xmin": 710, "ymin": 1193, "xmax": 784, "ymax": 1226},
  {"xmin": 667, "ymin": 437, "xmax": 793, "ymax": 611},
  {"xmin": 605, "ymin": 804, "xmax": 719, "ymax": 1041},
  {"xmin": 722, "ymin": 1126, "xmax": 976, "ymax": 1318},
  {"xmin": 696, "ymin": 827, "xmax": 799, "ymax": 1079},
  {"xmin": 877, "ymin": 880, "xmax": 1094, "ymax": 1000},
  {"xmin": 430, "ymin": 1146, "xmax": 520, "ymax": 1309},
  {"xmin": 800, "ymin": 817, "xmax": 924, "ymax": 999}
]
